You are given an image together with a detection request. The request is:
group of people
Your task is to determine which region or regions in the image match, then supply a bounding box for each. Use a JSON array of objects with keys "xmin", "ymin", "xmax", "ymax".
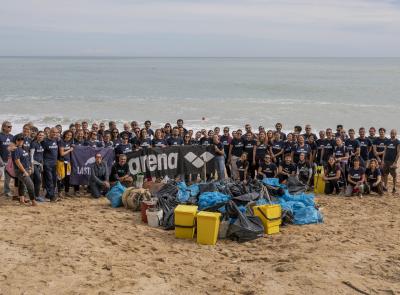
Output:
[{"xmin": 0, "ymin": 119, "xmax": 398, "ymax": 206}]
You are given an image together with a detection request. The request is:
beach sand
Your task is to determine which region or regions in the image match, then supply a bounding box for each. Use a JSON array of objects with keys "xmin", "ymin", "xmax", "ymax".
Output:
[{"xmin": 0, "ymin": 181, "xmax": 399, "ymax": 295}]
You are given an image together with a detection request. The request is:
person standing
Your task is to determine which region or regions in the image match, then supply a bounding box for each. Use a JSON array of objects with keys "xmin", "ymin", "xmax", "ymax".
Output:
[
  {"xmin": 383, "ymin": 129, "xmax": 400, "ymax": 194},
  {"xmin": 213, "ymin": 135, "xmax": 225, "ymax": 180},
  {"xmin": 220, "ymin": 127, "xmax": 232, "ymax": 178},
  {"xmin": 228, "ymin": 130, "xmax": 244, "ymax": 180},
  {"xmin": 0, "ymin": 121, "xmax": 14, "ymax": 197},
  {"xmin": 58, "ymin": 130, "xmax": 74, "ymax": 197},
  {"xmin": 12, "ymin": 135, "xmax": 36, "ymax": 206},
  {"xmin": 41, "ymin": 127, "xmax": 59, "ymax": 201},
  {"xmin": 30, "ymin": 131, "xmax": 45, "ymax": 201}
]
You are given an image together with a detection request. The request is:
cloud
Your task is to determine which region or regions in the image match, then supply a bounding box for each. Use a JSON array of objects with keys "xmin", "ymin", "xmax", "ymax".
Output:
[{"xmin": 0, "ymin": 0, "xmax": 399, "ymax": 56}]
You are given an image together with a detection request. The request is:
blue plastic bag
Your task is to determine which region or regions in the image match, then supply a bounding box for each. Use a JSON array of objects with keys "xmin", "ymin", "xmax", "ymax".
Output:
[
  {"xmin": 106, "ymin": 181, "xmax": 126, "ymax": 208},
  {"xmin": 262, "ymin": 178, "xmax": 287, "ymax": 189},
  {"xmin": 293, "ymin": 207, "xmax": 323, "ymax": 225},
  {"xmin": 198, "ymin": 192, "xmax": 231, "ymax": 210}
]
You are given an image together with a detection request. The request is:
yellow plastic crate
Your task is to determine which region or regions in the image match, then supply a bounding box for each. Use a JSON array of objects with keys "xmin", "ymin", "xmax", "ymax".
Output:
[
  {"xmin": 314, "ymin": 166, "xmax": 325, "ymax": 194},
  {"xmin": 174, "ymin": 205, "xmax": 198, "ymax": 239},
  {"xmin": 253, "ymin": 204, "xmax": 282, "ymax": 235},
  {"xmin": 197, "ymin": 211, "xmax": 221, "ymax": 245}
]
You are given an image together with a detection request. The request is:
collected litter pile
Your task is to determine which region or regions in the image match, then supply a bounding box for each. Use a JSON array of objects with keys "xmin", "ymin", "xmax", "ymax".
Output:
[{"xmin": 106, "ymin": 176, "xmax": 323, "ymax": 244}]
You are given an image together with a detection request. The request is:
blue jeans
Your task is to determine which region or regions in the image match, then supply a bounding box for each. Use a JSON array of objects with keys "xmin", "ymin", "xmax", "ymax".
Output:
[
  {"xmin": 215, "ymin": 156, "xmax": 225, "ymax": 180},
  {"xmin": 43, "ymin": 164, "xmax": 57, "ymax": 200}
]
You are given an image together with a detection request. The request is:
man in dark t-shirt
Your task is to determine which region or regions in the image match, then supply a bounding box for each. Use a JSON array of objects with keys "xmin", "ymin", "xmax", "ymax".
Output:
[
  {"xmin": 383, "ymin": 129, "xmax": 400, "ymax": 193},
  {"xmin": 41, "ymin": 127, "xmax": 59, "ymax": 201}
]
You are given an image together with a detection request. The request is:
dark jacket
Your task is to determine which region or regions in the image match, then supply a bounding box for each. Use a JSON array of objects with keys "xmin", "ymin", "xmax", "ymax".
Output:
[{"xmin": 90, "ymin": 161, "xmax": 109, "ymax": 186}]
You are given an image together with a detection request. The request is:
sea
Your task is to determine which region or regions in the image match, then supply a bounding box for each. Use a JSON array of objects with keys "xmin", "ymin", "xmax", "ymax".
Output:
[{"xmin": 0, "ymin": 57, "xmax": 399, "ymax": 134}]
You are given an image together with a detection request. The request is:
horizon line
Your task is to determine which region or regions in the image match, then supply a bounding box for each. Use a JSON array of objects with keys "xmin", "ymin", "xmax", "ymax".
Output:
[{"xmin": 0, "ymin": 55, "xmax": 399, "ymax": 59}]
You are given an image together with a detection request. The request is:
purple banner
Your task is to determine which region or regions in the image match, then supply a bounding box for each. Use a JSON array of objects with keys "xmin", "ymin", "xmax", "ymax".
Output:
[{"xmin": 70, "ymin": 146, "xmax": 115, "ymax": 185}]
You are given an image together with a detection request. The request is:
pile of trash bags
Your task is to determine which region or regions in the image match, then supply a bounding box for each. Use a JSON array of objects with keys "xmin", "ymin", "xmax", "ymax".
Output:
[
  {"xmin": 105, "ymin": 177, "xmax": 323, "ymax": 242},
  {"xmin": 154, "ymin": 177, "xmax": 323, "ymax": 234}
]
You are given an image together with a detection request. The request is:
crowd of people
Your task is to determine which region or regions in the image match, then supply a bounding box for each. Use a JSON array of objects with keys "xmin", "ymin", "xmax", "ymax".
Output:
[{"xmin": 0, "ymin": 119, "xmax": 399, "ymax": 206}]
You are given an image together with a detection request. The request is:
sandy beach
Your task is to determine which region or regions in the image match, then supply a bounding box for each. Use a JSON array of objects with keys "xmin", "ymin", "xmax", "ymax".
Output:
[{"xmin": 0, "ymin": 181, "xmax": 399, "ymax": 295}]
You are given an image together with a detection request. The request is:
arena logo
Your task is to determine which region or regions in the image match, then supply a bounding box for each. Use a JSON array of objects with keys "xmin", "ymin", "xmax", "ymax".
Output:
[
  {"xmin": 128, "ymin": 153, "xmax": 179, "ymax": 175},
  {"xmin": 184, "ymin": 151, "xmax": 214, "ymax": 168}
]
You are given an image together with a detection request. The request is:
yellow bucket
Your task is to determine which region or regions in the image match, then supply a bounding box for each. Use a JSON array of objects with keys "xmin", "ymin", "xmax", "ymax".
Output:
[
  {"xmin": 174, "ymin": 205, "xmax": 198, "ymax": 239},
  {"xmin": 253, "ymin": 204, "xmax": 282, "ymax": 235},
  {"xmin": 314, "ymin": 166, "xmax": 325, "ymax": 194},
  {"xmin": 197, "ymin": 211, "xmax": 221, "ymax": 245}
]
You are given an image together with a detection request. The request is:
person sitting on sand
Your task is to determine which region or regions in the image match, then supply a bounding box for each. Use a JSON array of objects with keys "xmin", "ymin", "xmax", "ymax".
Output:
[
  {"xmin": 89, "ymin": 153, "xmax": 110, "ymax": 198},
  {"xmin": 323, "ymin": 156, "xmax": 341, "ymax": 195},
  {"xmin": 345, "ymin": 157, "xmax": 365, "ymax": 197},
  {"xmin": 12, "ymin": 134, "xmax": 36, "ymax": 206},
  {"xmin": 257, "ymin": 154, "xmax": 277, "ymax": 180},
  {"xmin": 278, "ymin": 154, "xmax": 296, "ymax": 184},
  {"xmin": 109, "ymin": 154, "xmax": 133, "ymax": 187},
  {"xmin": 364, "ymin": 159, "xmax": 383, "ymax": 196}
]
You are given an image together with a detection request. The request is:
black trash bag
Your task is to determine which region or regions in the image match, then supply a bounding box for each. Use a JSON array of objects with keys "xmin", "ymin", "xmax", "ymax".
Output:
[
  {"xmin": 247, "ymin": 179, "xmax": 263, "ymax": 193},
  {"xmin": 226, "ymin": 201, "xmax": 264, "ymax": 243},
  {"xmin": 226, "ymin": 182, "xmax": 246, "ymax": 197},
  {"xmin": 233, "ymin": 192, "xmax": 260, "ymax": 203},
  {"xmin": 162, "ymin": 210, "xmax": 175, "ymax": 230},
  {"xmin": 187, "ymin": 196, "xmax": 198, "ymax": 205},
  {"xmin": 281, "ymin": 209, "xmax": 294, "ymax": 226},
  {"xmin": 263, "ymin": 184, "xmax": 285, "ymax": 197},
  {"xmin": 198, "ymin": 182, "xmax": 217, "ymax": 193},
  {"xmin": 287, "ymin": 176, "xmax": 306, "ymax": 195},
  {"xmin": 202, "ymin": 201, "xmax": 228, "ymax": 212}
]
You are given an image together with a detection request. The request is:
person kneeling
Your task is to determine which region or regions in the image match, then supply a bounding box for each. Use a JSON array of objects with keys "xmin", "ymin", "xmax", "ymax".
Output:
[
  {"xmin": 364, "ymin": 159, "xmax": 383, "ymax": 196},
  {"xmin": 323, "ymin": 156, "xmax": 341, "ymax": 195},
  {"xmin": 109, "ymin": 154, "xmax": 133, "ymax": 187},
  {"xmin": 345, "ymin": 157, "xmax": 366, "ymax": 197},
  {"xmin": 89, "ymin": 153, "xmax": 110, "ymax": 198},
  {"xmin": 278, "ymin": 154, "xmax": 296, "ymax": 184}
]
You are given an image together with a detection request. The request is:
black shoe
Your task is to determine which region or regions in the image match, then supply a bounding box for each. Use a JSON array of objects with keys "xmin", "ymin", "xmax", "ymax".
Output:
[{"xmin": 392, "ymin": 188, "xmax": 397, "ymax": 194}]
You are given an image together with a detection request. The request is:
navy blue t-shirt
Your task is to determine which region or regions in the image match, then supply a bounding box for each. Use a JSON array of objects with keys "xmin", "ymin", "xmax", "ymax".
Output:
[
  {"xmin": 384, "ymin": 138, "xmax": 400, "ymax": 162},
  {"xmin": 115, "ymin": 143, "xmax": 133, "ymax": 156},
  {"xmin": 230, "ymin": 138, "xmax": 244, "ymax": 157},
  {"xmin": 345, "ymin": 139, "xmax": 360, "ymax": 156},
  {"xmin": 280, "ymin": 162, "xmax": 296, "ymax": 175},
  {"xmin": 243, "ymin": 139, "xmax": 256, "ymax": 159},
  {"xmin": 334, "ymin": 145, "xmax": 347, "ymax": 159},
  {"xmin": 152, "ymin": 138, "xmax": 167, "ymax": 148},
  {"xmin": 292, "ymin": 144, "xmax": 311, "ymax": 163},
  {"xmin": 30, "ymin": 140, "xmax": 44, "ymax": 164},
  {"xmin": 271, "ymin": 140, "xmax": 284, "ymax": 159},
  {"xmin": 41, "ymin": 138, "xmax": 59, "ymax": 166},
  {"xmin": 139, "ymin": 138, "xmax": 152, "ymax": 149},
  {"xmin": 357, "ymin": 137, "xmax": 372, "ymax": 161},
  {"xmin": 373, "ymin": 137, "xmax": 387, "ymax": 159},
  {"xmin": 84, "ymin": 139, "xmax": 103, "ymax": 148},
  {"xmin": 259, "ymin": 162, "xmax": 277, "ymax": 178},
  {"xmin": 322, "ymin": 139, "xmax": 336, "ymax": 162},
  {"xmin": 200, "ymin": 137, "xmax": 212, "ymax": 146},
  {"xmin": 255, "ymin": 142, "xmax": 268, "ymax": 160},
  {"xmin": 12, "ymin": 146, "xmax": 31, "ymax": 171},
  {"xmin": 0, "ymin": 132, "xmax": 13, "ymax": 161},
  {"xmin": 365, "ymin": 168, "xmax": 381, "ymax": 182},
  {"xmin": 167, "ymin": 137, "xmax": 183, "ymax": 146},
  {"xmin": 348, "ymin": 167, "xmax": 365, "ymax": 183},
  {"xmin": 220, "ymin": 135, "xmax": 231, "ymax": 155},
  {"xmin": 59, "ymin": 140, "xmax": 73, "ymax": 162}
]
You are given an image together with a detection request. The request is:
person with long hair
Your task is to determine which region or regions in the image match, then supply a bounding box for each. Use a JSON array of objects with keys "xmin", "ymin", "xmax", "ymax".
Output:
[
  {"xmin": 152, "ymin": 129, "xmax": 167, "ymax": 148},
  {"xmin": 30, "ymin": 131, "xmax": 45, "ymax": 201},
  {"xmin": 323, "ymin": 156, "xmax": 341, "ymax": 195},
  {"xmin": 253, "ymin": 131, "xmax": 268, "ymax": 178},
  {"xmin": 12, "ymin": 134, "xmax": 36, "ymax": 206},
  {"xmin": 365, "ymin": 159, "xmax": 383, "ymax": 196}
]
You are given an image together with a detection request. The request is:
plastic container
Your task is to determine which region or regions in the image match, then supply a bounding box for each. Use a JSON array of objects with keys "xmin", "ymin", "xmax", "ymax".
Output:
[
  {"xmin": 174, "ymin": 205, "xmax": 198, "ymax": 239},
  {"xmin": 197, "ymin": 211, "xmax": 221, "ymax": 245},
  {"xmin": 135, "ymin": 173, "xmax": 144, "ymax": 188},
  {"xmin": 141, "ymin": 200, "xmax": 157, "ymax": 223},
  {"xmin": 146, "ymin": 208, "xmax": 163, "ymax": 228},
  {"xmin": 314, "ymin": 166, "xmax": 325, "ymax": 194},
  {"xmin": 253, "ymin": 204, "xmax": 282, "ymax": 235}
]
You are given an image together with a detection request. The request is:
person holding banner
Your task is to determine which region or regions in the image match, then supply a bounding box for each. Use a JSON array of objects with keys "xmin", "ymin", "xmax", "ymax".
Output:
[{"xmin": 89, "ymin": 153, "xmax": 110, "ymax": 198}]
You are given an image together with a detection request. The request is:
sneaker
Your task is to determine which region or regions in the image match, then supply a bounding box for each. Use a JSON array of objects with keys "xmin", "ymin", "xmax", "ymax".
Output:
[
  {"xmin": 74, "ymin": 191, "xmax": 81, "ymax": 197},
  {"xmin": 3, "ymin": 192, "xmax": 13, "ymax": 198},
  {"xmin": 36, "ymin": 196, "xmax": 46, "ymax": 202}
]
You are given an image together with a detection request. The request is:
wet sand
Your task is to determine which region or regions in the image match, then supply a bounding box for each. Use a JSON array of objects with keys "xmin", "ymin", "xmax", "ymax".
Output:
[{"xmin": 0, "ymin": 182, "xmax": 399, "ymax": 295}]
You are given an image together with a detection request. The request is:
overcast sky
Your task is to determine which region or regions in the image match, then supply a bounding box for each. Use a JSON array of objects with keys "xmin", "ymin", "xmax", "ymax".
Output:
[{"xmin": 1, "ymin": 0, "xmax": 399, "ymax": 56}]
